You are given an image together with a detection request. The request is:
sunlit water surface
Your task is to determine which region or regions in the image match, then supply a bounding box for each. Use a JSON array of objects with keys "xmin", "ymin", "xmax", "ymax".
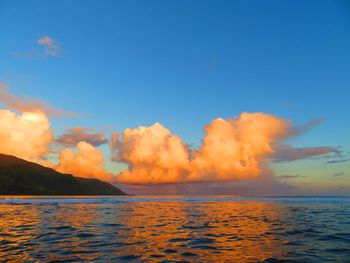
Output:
[{"xmin": 1, "ymin": 196, "xmax": 350, "ymax": 262}]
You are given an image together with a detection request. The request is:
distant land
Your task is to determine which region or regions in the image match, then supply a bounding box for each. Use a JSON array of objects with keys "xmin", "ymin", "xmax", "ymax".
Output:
[{"xmin": 0, "ymin": 153, "xmax": 126, "ymax": 195}]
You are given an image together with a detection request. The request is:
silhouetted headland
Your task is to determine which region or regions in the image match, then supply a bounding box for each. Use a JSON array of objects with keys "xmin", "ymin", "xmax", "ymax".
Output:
[{"xmin": 0, "ymin": 153, "xmax": 126, "ymax": 195}]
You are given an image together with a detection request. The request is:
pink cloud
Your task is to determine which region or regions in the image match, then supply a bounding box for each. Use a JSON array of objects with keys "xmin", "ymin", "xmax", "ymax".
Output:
[
  {"xmin": 37, "ymin": 36, "xmax": 62, "ymax": 57},
  {"xmin": 272, "ymin": 144, "xmax": 337, "ymax": 162},
  {"xmin": 0, "ymin": 85, "xmax": 77, "ymax": 117},
  {"xmin": 56, "ymin": 127, "xmax": 108, "ymax": 147}
]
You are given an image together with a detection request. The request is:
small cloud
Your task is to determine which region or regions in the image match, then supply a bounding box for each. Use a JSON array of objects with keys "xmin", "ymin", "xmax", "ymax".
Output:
[
  {"xmin": 0, "ymin": 83, "xmax": 9, "ymax": 90},
  {"xmin": 276, "ymin": 174, "xmax": 304, "ymax": 180},
  {"xmin": 272, "ymin": 118, "xmax": 338, "ymax": 163},
  {"xmin": 56, "ymin": 127, "xmax": 108, "ymax": 147},
  {"xmin": 273, "ymin": 144, "xmax": 337, "ymax": 162},
  {"xmin": 209, "ymin": 56, "xmax": 220, "ymax": 70},
  {"xmin": 337, "ymin": 185, "xmax": 350, "ymax": 191},
  {"xmin": 37, "ymin": 36, "xmax": 62, "ymax": 57},
  {"xmin": 291, "ymin": 117, "xmax": 325, "ymax": 137},
  {"xmin": 12, "ymin": 51, "xmax": 37, "ymax": 59},
  {"xmin": 0, "ymin": 83, "xmax": 76, "ymax": 117},
  {"xmin": 333, "ymin": 172, "xmax": 345, "ymax": 177},
  {"xmin": 327, "ymin": 158, "xmax": 350, "ymax": 164}
]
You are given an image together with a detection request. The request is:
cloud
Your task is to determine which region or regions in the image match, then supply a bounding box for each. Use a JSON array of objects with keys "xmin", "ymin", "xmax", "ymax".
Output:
[
  {"xmin": 0, "ymin": 83, "xmax": 9, "ymax": 90},
  {"xmin": 271, "ymin": 117, "xmax": 338, "ymax": 162},
  {"xmin": 0, "ymin": 88, "xmax": 110, "ymax": 182},
  {"xmin": 56, "ymin": 127, "xmax": 108, "ymax": 147},
  {"xmin": 13, "ymin": 51, "xmax": 36, "ymax": 59},
  {"xmin": 56, "ymin": 141, "xmax": 113, "ymax": 182},
  {"xmin": 327, "ymin": 158, "xmax": 350, "ymax": 164},
  {"xmin": 0, "ymin": 108, "xmax": 111, "ymax": 183},
  {"xmin": 333, "ymin": 172, "xmax": 344, "ymax": 177},
  {"xmin": 0, "ymin": 85, "xmax": 76, "ymax": 117},
  {"xmin": 189, "ymin": 113, "xmax": 291, "ymax": 182},
  {"xmin": 118, "ymin": 173, "xmax": 301, "ymax": 196},
  {"xmin": 13, "ymin": 36, "xmax": 62, "ymax": 58},
  {"xmin": 276, "ymin": 174, "xmax": 305, "ymax": 180},
  {"xmin": 272, "ymin": 144, "xmax": 337, "ymax": 162},
  {"xmin": 291, "ymin": 117, "xmax": 325, "ymax": 136},
  {"xmin": 109, "ymin": 132, "xmax": 120, "ymax": 162},
  {"xmin": 337, "ymin": 185, "xmax": 350, "ymax": 191},
  {"xmin": 112, "ymin": 113, "xmax": 293, "ymax": 184},
  {"xmin": 37, "ymin": 36, "xmax": 62, "ymax": 57},
  {"xmin": 1, "ymin": 99, "xmax": 342, "ymax": 193},
  {"xmin": 111, "ymin": 122, "xmax": 191, "ymax": 184},
  {"xmin": 0, "ymin": 110, "xmax": 53, "ymax": 160}
]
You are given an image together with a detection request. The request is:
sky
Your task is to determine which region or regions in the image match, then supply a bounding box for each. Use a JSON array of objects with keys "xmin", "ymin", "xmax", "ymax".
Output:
[{"xmin": 0, "ymin": 0, "xmax": 349, "ymax": 195}]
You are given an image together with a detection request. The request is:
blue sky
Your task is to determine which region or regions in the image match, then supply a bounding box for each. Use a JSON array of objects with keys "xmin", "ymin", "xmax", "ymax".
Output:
[{"xmin": 0, "ymin": 0, "xmax": 349, "ymax": 194}]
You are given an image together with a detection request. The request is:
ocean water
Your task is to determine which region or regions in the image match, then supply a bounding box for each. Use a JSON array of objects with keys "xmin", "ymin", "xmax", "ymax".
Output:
[{"xmin": 1, "ymin": 196, "xmax": 350, "ymax": 262}]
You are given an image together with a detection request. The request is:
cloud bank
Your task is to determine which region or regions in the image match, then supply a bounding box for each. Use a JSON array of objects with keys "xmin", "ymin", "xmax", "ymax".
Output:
[
  {"xmin": 0, "ymin": 108, "xmax": 337, "ymax": 186},
  {"xmin": 0, "ymin": 85, "xmax": 339, "ymax": 190},
  {"xmin": 112, "ymin": 113, "xmax": 292, "ymax": 184}
]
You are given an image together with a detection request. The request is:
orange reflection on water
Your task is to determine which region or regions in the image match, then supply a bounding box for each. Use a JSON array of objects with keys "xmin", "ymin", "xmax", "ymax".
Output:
[
  {"xmin": 119, "ymin": 201, "xmax": 287, "ymax": 262},
  {"xmin": 0, "ymin": 204, "xmax": 41, "ymax": 262},
  {"xmin": 0, "ymin": 199, "xmax": 290, "ymax": 262}
]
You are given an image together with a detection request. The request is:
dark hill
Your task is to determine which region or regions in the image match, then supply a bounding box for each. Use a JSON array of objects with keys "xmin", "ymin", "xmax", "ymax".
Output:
[{"xmin": 0, "ymin": 153, "xmax": 126, "ymax": 195}]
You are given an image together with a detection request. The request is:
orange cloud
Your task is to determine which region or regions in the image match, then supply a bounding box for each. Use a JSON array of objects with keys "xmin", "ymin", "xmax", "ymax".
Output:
[
  {"xmin": 112, "ymin": 113, "xmax": 292, "ymax": 184},
  {"xmin": 0, "ymin": 101, "xmax": 335, "ymax": 188},
  {"xmin": 0, "ymin": 110, "xmax": 53, "ymax": 160},
  {"xmin": 0, "ymin": 89, "xmax": 110, "ymax": 182},
  {"xmin": 56, "ymin": 141, "xmax": 113, "ymax": 182},
  {"xmin": 112, "ymin": 123, "xmax": 191, "ymax": 184},
  {"xmin": 189, "ymin": 113, "xmax": 291, "ymax": 182}
]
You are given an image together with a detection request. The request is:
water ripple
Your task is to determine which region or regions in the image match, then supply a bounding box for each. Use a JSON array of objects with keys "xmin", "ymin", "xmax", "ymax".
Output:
[{"xmin": 0, "ymin": 197, "xmax": 350, "ymax": 262}]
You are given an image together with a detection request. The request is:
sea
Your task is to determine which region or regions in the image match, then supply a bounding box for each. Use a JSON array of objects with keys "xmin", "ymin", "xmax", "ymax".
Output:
[{"xmin": 1, "ymin": 196, "xmax": 350, "ymax": 263}]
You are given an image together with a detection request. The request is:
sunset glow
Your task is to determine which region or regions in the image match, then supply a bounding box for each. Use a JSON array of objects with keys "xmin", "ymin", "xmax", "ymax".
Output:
[
  {"xmin": 1, "ymin": 1, "xmax": 350, "ymax": 262},
  {"xmin": 0, "ymin": 0, "xmax": 349, "ymax": 195}
]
